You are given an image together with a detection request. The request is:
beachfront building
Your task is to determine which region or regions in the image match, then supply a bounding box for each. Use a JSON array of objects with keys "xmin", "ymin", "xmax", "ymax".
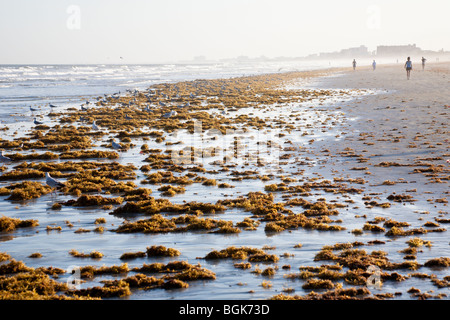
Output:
[
  {"xmin": 376, "ymin": 44, "xmax": 422, "ymax": 57},
  {"xmin": 318, "ymin": 45, "xmax": 370, "ymax": 59}
]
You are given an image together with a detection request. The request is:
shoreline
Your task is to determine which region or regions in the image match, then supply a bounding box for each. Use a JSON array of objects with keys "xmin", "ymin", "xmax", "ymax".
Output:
[{"xmin": 0, "ymin": 64, "xmax": 449, "ymax": 301}]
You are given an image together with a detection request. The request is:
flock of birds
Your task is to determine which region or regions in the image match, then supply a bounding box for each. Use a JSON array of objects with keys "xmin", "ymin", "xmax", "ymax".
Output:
[{"xmin": 29, "ymin": 88, "xmax": 191, "ymax": 127}]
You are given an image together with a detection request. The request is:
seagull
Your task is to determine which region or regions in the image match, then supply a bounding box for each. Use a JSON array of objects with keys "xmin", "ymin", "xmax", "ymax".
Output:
[
  {"xmin": 125, "ymin": 114, "xmax": 133, "ymax": 120},
  {"xmin": 0, "ymin": 150, "xmax": 12, "ymax": 162},
  {"xmin": 45, "ymin": 172, "xmax": 66, "ymax": 189},
  {"xmin": 111, "ymin": 140, "xmax": 122, "ymax": 150},
  {"xmin": 159, "ymin": 101, "xmax": 166, "ymax": 107},
  {"xmin": 49, "ymin": 104, "xmax": 58, "ymax": 108},
  {"xmin": 33, "ymin": 118, "xmax": 44, "ymax": 125},
  {"xmin": 92, "ymin": 121, "xmax": 99, "ymax": 130},
  {"xmin": 30, "ymin": 106, "xmax": 39, "ymax": 111},
  {"xmin": 81, "ymin": 105, "xmax": 89, "ymax": 111},
  {"xmin": 144, "ymin": 105, "xmax": 152, "ymax": 112},
  {"xmin": 162, "ymin": 110, "xmax": 177, "ymax": 118}
]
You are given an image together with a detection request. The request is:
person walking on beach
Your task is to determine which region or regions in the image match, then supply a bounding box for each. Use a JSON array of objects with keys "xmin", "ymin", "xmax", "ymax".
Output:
[
  {"xmin": 352, "ymin": 59, "xmax": 357, "ymax": 71},
  {"xmin": 421, "ymin": 57, "xmax": 426, "ymax": 70},
  {"xmin": 372, "ymin": 60, "xmax": 376, "ymax": 71},
  {"xmin": 404, "ymin": 57, "xmax": 413, "ymax": 80}
]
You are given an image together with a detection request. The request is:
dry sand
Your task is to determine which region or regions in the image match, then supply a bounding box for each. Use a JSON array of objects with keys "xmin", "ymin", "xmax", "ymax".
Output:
[{"xmin": 312, "ymin": 61, "xmax": 449, "ymax": 178}]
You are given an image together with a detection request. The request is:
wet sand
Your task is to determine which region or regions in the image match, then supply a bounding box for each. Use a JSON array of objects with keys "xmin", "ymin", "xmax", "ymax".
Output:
[{"xmin": 0, "ymin": 63, "xmax": 449, "ymax": 300}]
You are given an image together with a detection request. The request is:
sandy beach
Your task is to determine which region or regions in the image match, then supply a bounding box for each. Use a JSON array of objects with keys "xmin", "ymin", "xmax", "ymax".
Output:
[{"xmin": 0, "ymin": 62, "xmax": 449, "ymax": 301}]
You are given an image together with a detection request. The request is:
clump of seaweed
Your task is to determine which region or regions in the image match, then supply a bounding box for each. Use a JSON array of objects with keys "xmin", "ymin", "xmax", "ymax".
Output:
[
  {"xmin": 362, "ymin": 223, "xmax": 386, "ymax": 232},
  {"xmin": 0, "ymin": 259, "xmax": 34, "ymax": 274},
  {"xmin": 69, "ymin": 280, "xmax": 131, "ymax": 298},
  {"xmin": 123, "ymin": 188, "xmax": 153, "ymax": 201},
  {"xmin": 0, "ymin": 270, "xmax": 73, "ymax": 300},
  {"xmin": 236, "ymin": 217, "xmax": 260, "ymax": 230},
  {"xmin": 0, "ymin": 252, "xmax": 12, "ymax": 262},
  {"xmin": 78, "ymin": 263, "xmax": 130, "ymax": 279},
  {"xmin": 424, "ymin": 257, "xmax": 450, "ymax": 268},
  {"xmin": 313, "ymin": 243, "xmax": 422, "ymax": 272},
  {"xmin": 0, "ymin": 216, "xmax": 39, "ymax": 232},
  {"xmin": 131, "ymin": 260, "xmax": 216, "ymax": 282},
  {"xmin": 60, "ymin": 150, "xmax": 119, "ymax": 160},
  {"xmin": 302, "ymin": 279, "xmax": 338, "ymax": 290},
  {"xmin": 406, "ymin": 237, "xmax": 432, "ymax": 248},
  {"xmin": 0, "ymin": 168, "xmax": 45, "ymax": 181},
  {"xmin": 120, "ymin": 251, "xmax": 147, "ymax": 260},
  {"xmin": 387, "ymin": 194, "xmax": 416, "ymax": 202},
  {"xmin": 62, "ymin": 195, "xmax": 124, "ymax": 207},
  {"xmin": 112, "ymin": 214, "xmax": 177, "ymax": 233},
  {"xmin": 146, "ymin": 245, "xmax": 180, "ymax": 257},
  {"xmin": 203, "ymin": 246, "xmax": 279, "ymax": 263},
  {"xmin": 271, "ymin": 287, "xmax": 373, "ymax": 300},
  {"xmin": 157, "ymin": 185, "xmax": 186, "ymax": 197},
  {"xmin": 69, "ymin": 250, "xmax": 104, "ymax": 259},
  {"xmin": 5, "ymin": 181, "xmax": 52, "ymax": 201},
  {"xmin": 111, "ymin": 197, "xmax": 225, "ymax": 217}
]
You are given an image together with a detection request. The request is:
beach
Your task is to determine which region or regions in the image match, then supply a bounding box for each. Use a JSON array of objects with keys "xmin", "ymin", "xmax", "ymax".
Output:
[{"xmin": 0, "ymin": 62, "xmax": 449, "ymax": 300}]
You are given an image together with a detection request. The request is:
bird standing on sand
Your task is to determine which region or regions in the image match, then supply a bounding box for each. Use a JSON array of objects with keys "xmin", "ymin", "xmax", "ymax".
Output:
[
  {"xmin": 30, "ymin": 106, "xmax": 39, "ymax": 112},
  {"xmin": 162, "ymin": 110, "xmax": 177, "ymax": 118},
  {"xmin": 0, "ymin": 150, "xmax": 12, "ymax": 162},
  {"xmin": 45, "ymin": 172, "xmax": 66, "ymax": 189},
  {"xmin": 33, "ymin": 118, "xmax": 44, "ymax": 125},
  {"xmin": 111, "ymin": 140, "xmax": 122, "ymax": 150},
  {"xmin": 92, "ymin": 121, "xmax": 99, "ymax": 130}
]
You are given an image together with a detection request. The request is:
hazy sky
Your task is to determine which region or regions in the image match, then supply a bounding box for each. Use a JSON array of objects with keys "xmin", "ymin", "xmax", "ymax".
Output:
[{"xmin": 1, "ymin": 0, "xmax": 449, "ymax": 64}]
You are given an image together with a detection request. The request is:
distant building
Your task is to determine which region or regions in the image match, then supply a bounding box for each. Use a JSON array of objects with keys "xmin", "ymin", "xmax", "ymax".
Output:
[
  {"xmin": 318, "ymin": 45, "xmax": 370, "ymax": 59},
  {"xmin": 376, "ymin": 44, "xmax": 422, "ymax": 56},
  {"xmin": 339, "ymin": 45, "xmax": 369, "ymax": 57}
]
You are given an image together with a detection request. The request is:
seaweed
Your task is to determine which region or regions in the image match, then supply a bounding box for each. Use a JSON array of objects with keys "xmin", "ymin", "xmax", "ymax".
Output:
[
  {"xmin": 0, "ymin": 271, "xmax": 74, "ymax": 300},
  {"xmin": 119, "ymin": 252, "xmax": 147, "ymax": 260},
  {"xmin": 424, "ymin": 257, "xmax": 450, "ymax": 268},
  {"xmin": 5, "ymin": 181, "xmax": 52, "ymax": 201},
  {"xmin": 146, "ymin": 245, "xmax": 181, "ymax": 257},
  {"xmin": 63, "ymin": 195, "xmax": 124, "ymax": 207},
  {"xmin": 69, "ymin": 250, "xmax": 104, "ymax": 259},
  {"xmin": 0, "ymin": 216, "xmax": 39, "ymax": 232}
]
